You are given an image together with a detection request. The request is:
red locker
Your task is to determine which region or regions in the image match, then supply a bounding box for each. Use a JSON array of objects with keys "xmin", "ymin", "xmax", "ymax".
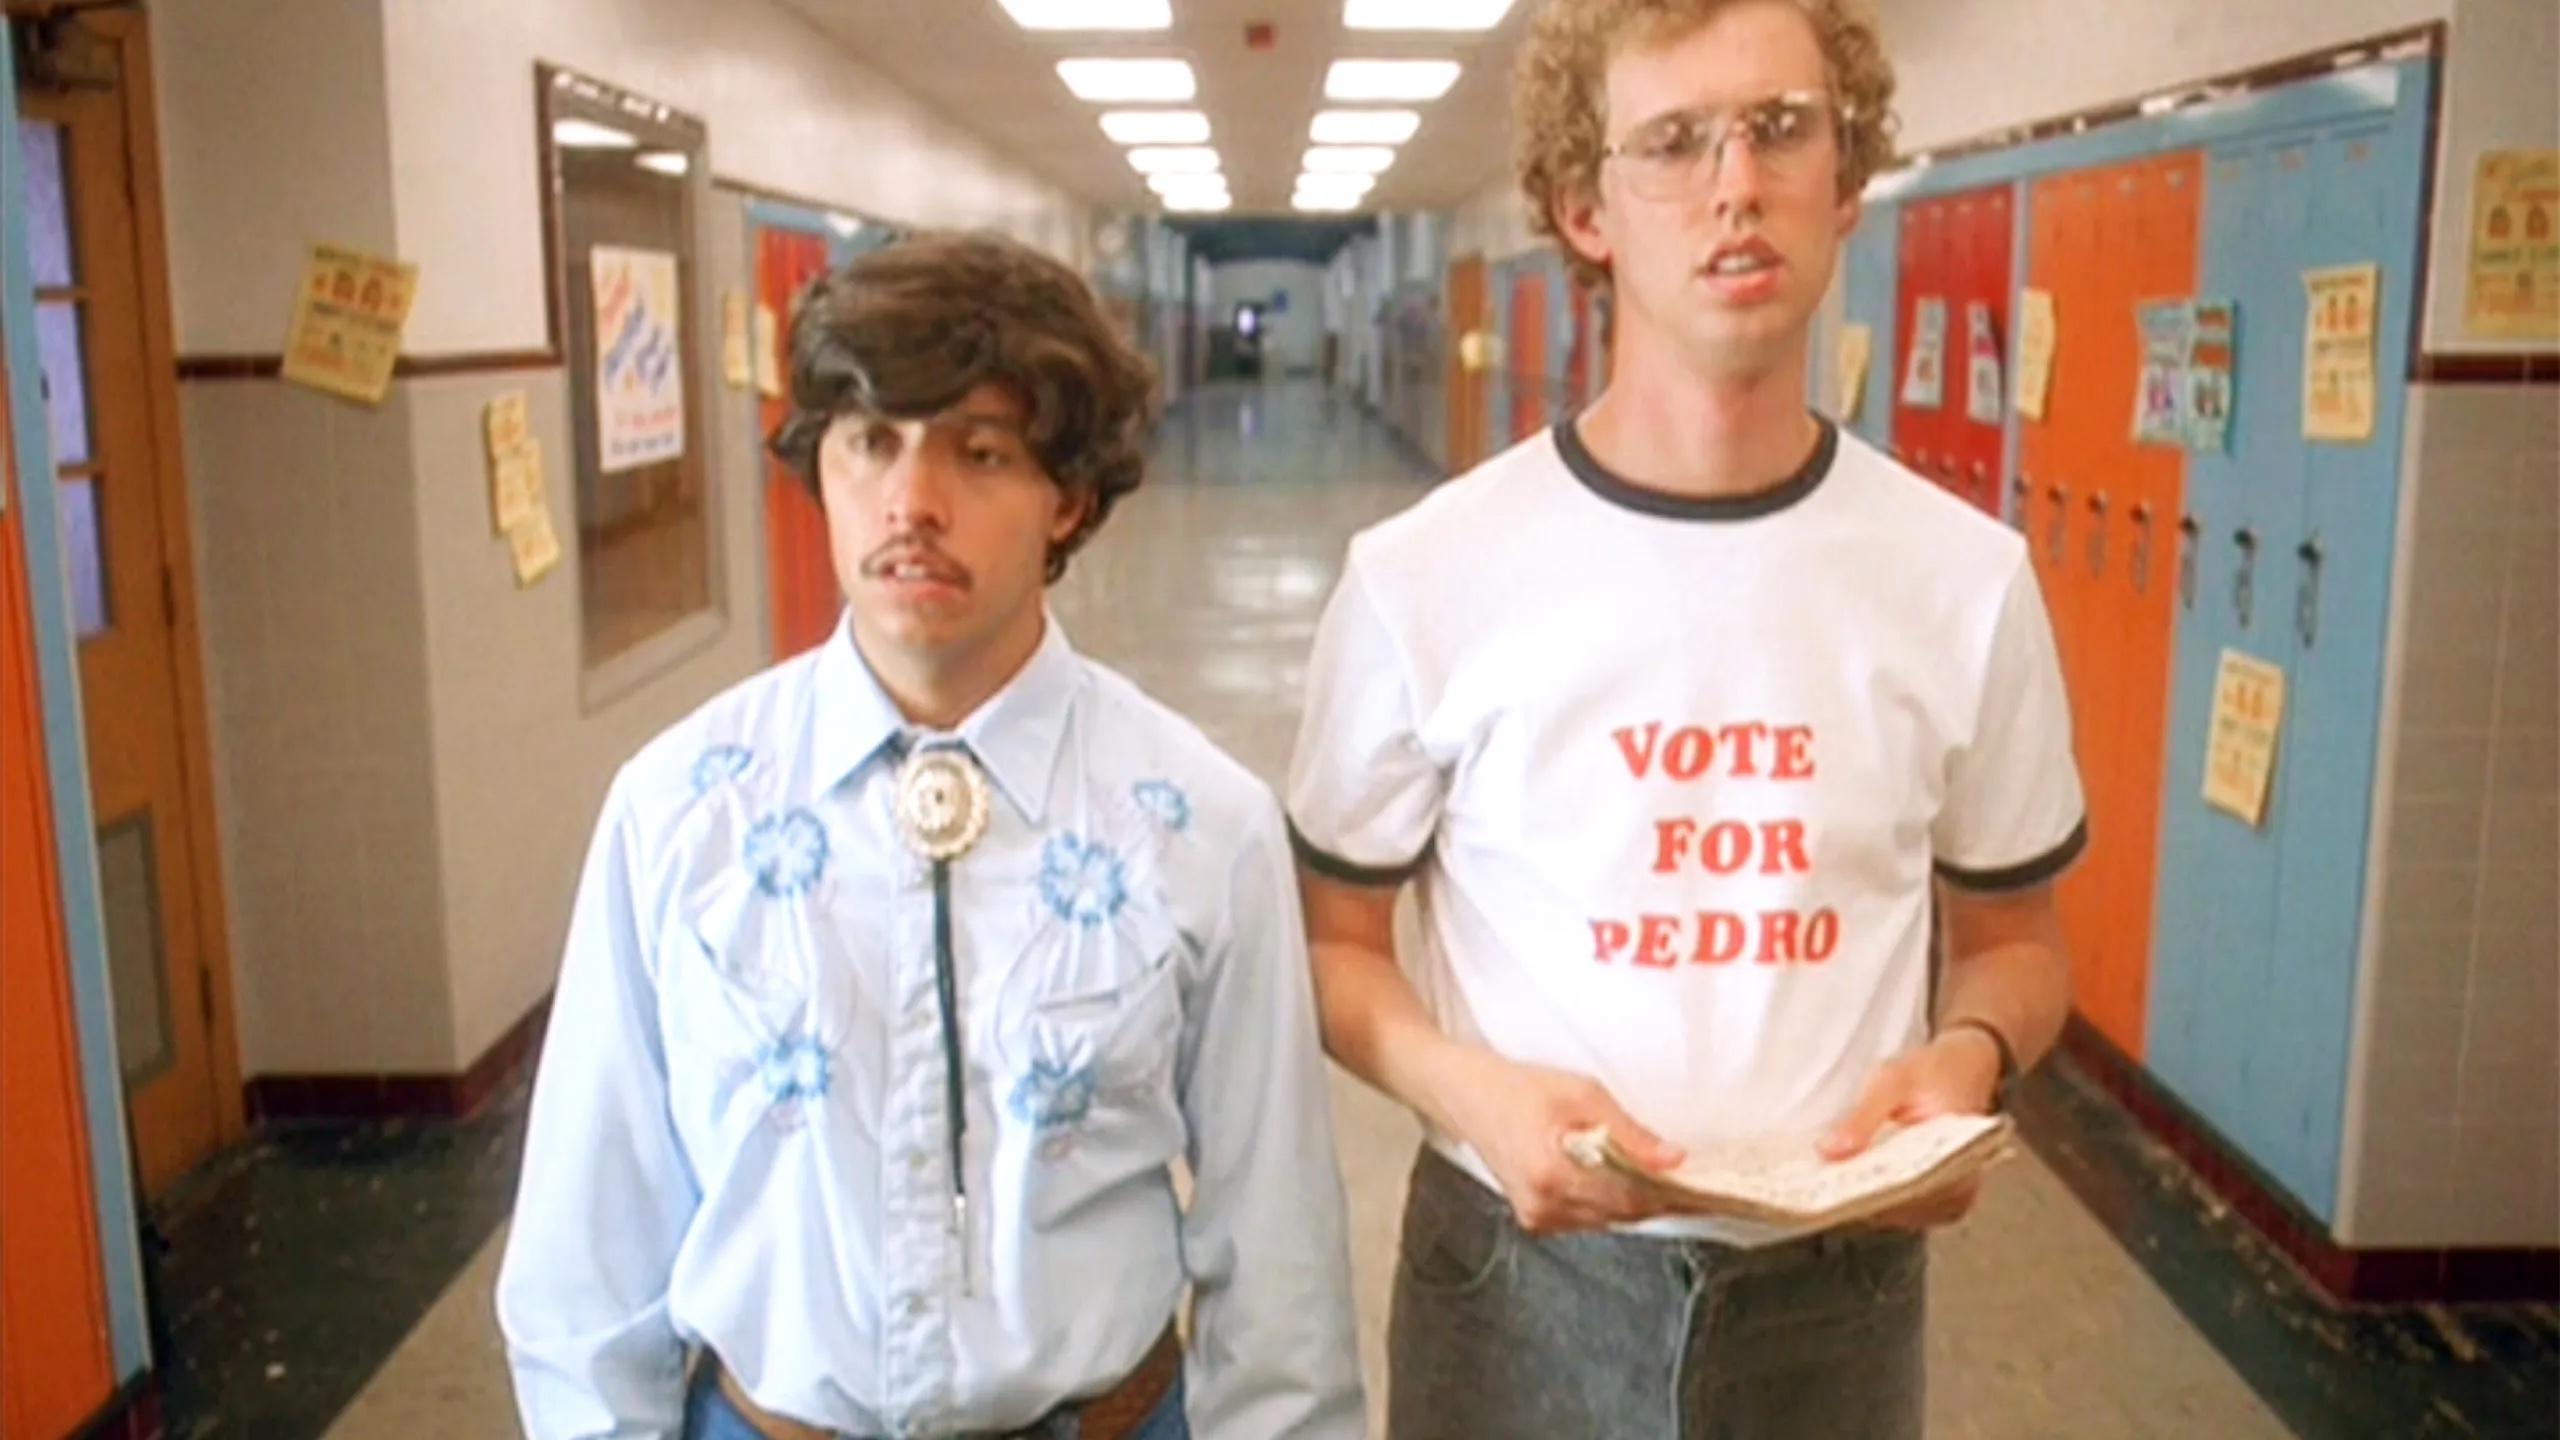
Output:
[{"xmin": 1510, "ymin": 264, "xmax": 1549, "ymax": 441}]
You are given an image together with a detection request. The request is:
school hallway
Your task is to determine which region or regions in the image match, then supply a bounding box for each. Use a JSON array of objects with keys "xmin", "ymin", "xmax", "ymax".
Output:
[{"xmin": 112, "ymin": 386, "xmax": 2546, "ymax": 1440}]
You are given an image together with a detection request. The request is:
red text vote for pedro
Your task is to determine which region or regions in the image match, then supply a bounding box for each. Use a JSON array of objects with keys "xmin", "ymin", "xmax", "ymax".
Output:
[{"xmin": 1591, "ymin": 721, "xmax": 1838, "ymax": 969}]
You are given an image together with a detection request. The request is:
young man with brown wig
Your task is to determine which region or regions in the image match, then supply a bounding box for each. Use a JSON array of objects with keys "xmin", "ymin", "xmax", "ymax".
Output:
[
  {"xmin": 498, "ymin": 231, "xmax": 1365, "ymax": 1440},
  {"xmin": 1286, "ymin": 2, "xmax": 2084, "ymax": 1435}
]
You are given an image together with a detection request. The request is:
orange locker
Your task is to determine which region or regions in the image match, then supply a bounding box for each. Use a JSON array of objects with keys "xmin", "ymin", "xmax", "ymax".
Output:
[
  {"xmin": 1509, "ymin": 262, "xmax": 1549, "ymax": 442},
  {"xmin": 2020, "ymin": 152, "xmax": 2200, "ymax": 1057},
  {"xmin": 756, "ymin": 226, "xmax": 836, "ymax": 662},
  {"xmin": 1445, "ymin": 256, "xmax": 1489, "ymax": 471}
]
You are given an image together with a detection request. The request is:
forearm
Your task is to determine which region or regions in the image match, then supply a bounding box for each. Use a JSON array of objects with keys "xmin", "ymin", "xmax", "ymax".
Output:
[
  {"xmin": 1307, "ymin": 938, "xmax": 1485, "ymax": 1139},
  {"xmin": 1933, "ymin": 915, "xmax": 2071, "ymax": 1069}
]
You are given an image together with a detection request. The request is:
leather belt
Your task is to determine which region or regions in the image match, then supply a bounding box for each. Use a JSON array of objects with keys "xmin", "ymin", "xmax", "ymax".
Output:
[{"xmin": 708, "ymin": 1321, "xmax": 1182, "ymax": 1440}]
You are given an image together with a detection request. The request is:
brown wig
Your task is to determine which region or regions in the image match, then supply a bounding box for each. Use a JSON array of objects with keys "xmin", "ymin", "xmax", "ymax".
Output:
[{"xmin": 768, "ymin": 230, "xmax": 1159, "ymax": 582}]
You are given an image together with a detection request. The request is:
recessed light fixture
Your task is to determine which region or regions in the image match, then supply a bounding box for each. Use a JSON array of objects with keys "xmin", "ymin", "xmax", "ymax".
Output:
[
  {"xmin": 1310, "ymin": 109, "xmax": 1421, "ymax": 144},
  {"xmin": 1100, "ymin": 110, "xmax": 1211, "ymax": 144},
  {"xmin": 1164, "ymin": 192, "xmax": 1233, "ymax": 212},
  {"xmin": 1344, "ymin": 0, "xmax": 1515, "ymax": 31},
  {"xmin": 1057, "ymin": 58, "xmax": 1197, "ymax": 102},
  {"xmin": 1293, "ymin": 191, "xmax": 1364, "ymax": 212},
  {"xmin": 551, "ymin": 119, "xmax": 637, "ymax": 148},
  {"xmin": 1001, "ymin": 0, "xmax": 1171, "ymax": 30},
  {"xmin": 1323, "ymin": 59, "xmax": 1462, "ymax": 101},
  {"xmin": 1148, "ymin": 172, "xmax": 1230, "ymax": 199},
  {"xmin": 634, "ymin": 151, "xmax": 689, "ymax": 176},
  {"xmin": 1127, "ymin": 146, "xmax": 1222, "ymax": 174},
  {"xmin": 1303, "ymin": 145, "xmax": 1396, "ymax": 174},
  {"xmin": 1294, "ymin": 173, "xmax": 1376, "ymax": 207}
]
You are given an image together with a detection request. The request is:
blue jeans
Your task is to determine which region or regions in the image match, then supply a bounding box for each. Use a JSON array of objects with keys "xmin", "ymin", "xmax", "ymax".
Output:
[
  {"xmin": 682, "ymin": 1363, "xmax": 1189, "ymax": 1440},
  {"xmin": 1387, "ymin": 1144, "xmax": 1926, "ymax": 1440}
]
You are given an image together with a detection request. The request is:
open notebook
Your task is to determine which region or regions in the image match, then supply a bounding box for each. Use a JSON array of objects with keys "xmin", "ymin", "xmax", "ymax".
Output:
[{"xmin": 1562, "ymin": 1113, "xmax": 2017, "ymax": 1230}]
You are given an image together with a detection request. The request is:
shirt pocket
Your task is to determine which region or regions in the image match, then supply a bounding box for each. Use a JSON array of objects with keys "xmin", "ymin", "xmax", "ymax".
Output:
[{"xmin": 992, "ymin": 899, "xmax": 1187, "ymax": 1153}]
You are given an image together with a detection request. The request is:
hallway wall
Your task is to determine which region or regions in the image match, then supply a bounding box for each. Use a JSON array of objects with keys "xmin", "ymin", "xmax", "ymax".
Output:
[{"xmin": 150, "ymin": 0, "xmax": 1092, "ymax": 1082}]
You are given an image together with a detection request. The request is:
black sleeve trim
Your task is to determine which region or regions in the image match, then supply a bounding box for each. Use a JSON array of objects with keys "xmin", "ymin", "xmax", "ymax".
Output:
[
  {"xmin": 1934, "ymin": 818, "xmax": 2089, "ymax": 892},
  {"xmin": 1287, "ymin": 819, "xmax": 1429, "ymax": 888}
]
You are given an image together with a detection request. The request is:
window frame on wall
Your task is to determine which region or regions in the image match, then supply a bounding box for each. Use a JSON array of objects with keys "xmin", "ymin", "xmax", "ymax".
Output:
[{"xmin": 534, "ymin": 62, "xmax": 726, "ymax": 705}]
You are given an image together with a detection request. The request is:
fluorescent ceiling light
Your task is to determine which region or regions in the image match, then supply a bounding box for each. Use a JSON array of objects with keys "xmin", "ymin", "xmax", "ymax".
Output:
[
  {"xmin": 1001, "ymin": 0, "xmax": 1171, "ymax": 29},
  {"xmin": 1345, "ymin": 0, "xmax": 1515, "ymax": 30},
  {"xmin": 634, "ymin": 151, "xmax": 689, "ymax": 176},
  {"xmin": 1294, "ymin": 192, "xmax": 1363, "ymax": 212},
  {"xmin": 551, "ymin": 119, "xmax": 637, "ymax": 148},
  {"xmin": 1164, "ymin": 192, "xmax": 1232, "ymax": 212},
  {"xmin": 1311, "ymin": 109, "xmax": 1421, "ymax": 144},
  {"xmin": 1148, "ymin": 172, "xmax": 1229, "ymax": 198},
  {"xmin": 1057, "ymin": 58, "xmax": 1196, "ymax": 101},
  {"xmin": 1324, "ymin": 59, "xmax": 1461, "ymax": 101},
  {"xmin": 1128, "ymin": 146, "xmax": 1221, "ymax": 174},
  {"xmin": 1100, "ymin": 109, "xmax": 1210, "ymax": 144},
  {"xmin": 1304, "ymin": 145, "xmax": 1395, "ymax": 174},
  {"xmin": 1295, "ymin": 171, "xmax": 1376, "ymax": 196}
]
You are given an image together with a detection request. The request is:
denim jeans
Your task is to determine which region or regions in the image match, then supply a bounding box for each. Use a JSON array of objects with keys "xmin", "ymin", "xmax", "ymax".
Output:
[
  {"xmin": 681, "ymin": 1364, "xmax": 1189, "ymax": 1440},
  {"xmin": 1386, "ymin": 1145, "xmax": 1927, "ymax": 1440}
]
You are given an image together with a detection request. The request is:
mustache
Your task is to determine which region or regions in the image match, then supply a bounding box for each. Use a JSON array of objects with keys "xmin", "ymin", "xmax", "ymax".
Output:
[{"xmin": 860, "ymin": 536, "xmax": 973, "ymax": 587}]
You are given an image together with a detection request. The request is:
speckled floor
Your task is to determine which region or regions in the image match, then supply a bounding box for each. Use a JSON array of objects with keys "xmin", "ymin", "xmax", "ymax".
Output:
[{"xmin": 144, "ymin": 382, "xmax": 2557, "ymax": 1440}]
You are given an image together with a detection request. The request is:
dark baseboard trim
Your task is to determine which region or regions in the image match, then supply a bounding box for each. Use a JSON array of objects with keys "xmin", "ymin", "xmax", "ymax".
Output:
[
  {"xmin": 243, "ymin": 994, "xmax": 553, "ymax": 1126},
  {"xmin": 2058, "ymin": 1016, "xmax": 2559, "ymax": 1306},
  {"xmin": 2412, "ymin": 351, "xmax": 2560, "ymax": 385},
  {"xmin": 70, "ymin": 1372, "xmax": 163, "ymax": 1440},
  {"xmin": 174, "ymin": 349, "xmax": 561, "ymax": 382}
]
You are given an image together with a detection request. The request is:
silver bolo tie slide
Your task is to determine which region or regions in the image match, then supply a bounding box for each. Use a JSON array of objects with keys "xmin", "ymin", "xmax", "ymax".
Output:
[{"xmin": 893, "ymin": 742, "xmax": 993, "ymax": 1296}]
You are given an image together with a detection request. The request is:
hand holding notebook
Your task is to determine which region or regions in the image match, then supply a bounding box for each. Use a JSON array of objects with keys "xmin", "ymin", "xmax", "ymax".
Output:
[{"xmin": 1561, "ymin": 1112, "xmax": 2017, "ymax": 1231}]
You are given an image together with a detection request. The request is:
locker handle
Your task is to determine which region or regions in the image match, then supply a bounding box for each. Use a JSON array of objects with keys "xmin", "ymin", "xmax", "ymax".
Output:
[
  {"xmin": 2130, "ymin": 502, "xmax": 2154, "ymax": 594},
  {"xmin": 2046, "ymin": 484, "xmax": 2069, "ymax": 564},
  {"xmin": 2177, "ymin": 514, "xmax": 2199, "ymax": 610},
  {"xmin": 2233, "ymin": 526, "xmax": 2259, "ymax": 629},
  {"xmin": 2010, "ymin": 475, "xmax": 2030, "ymax": 533},
  {"xmin": 2086, "ymin": 492, "xmax": 2110, "ymax": 576},
  {"xmin": 2296, "ymin": 535, "xmax": 2324, "ymax": 649},
  {"xmin": 1970, "ymin": 461, "xmax": 1989, "ymax": 510}
]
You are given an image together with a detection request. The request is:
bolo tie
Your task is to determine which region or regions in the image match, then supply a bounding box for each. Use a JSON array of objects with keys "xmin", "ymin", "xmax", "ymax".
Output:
[{"xmin": 891, "ymin": 740, "xmax": 993, "ymax": 1295}]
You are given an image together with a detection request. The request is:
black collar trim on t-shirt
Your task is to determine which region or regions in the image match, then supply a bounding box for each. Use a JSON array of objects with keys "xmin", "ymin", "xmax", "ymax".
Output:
[{"xmin": 1553, "ymin": 412, "xmax": 1839, "ymax": 521}]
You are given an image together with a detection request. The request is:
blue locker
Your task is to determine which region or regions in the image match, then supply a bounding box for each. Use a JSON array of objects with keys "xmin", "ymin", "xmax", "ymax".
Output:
[
  {"xmin": 1838, "ymin": 198, "xmax": 1899, "ymax": 452},
  {"xmin": 2147, "ymin": 61, "xmax": 2434, "ymax": 1221}
]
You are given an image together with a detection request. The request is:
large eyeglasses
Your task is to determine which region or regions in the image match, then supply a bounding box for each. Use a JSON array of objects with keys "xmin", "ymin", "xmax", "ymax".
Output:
[{"xmin": 1600, "ymin": 90, "xmax": 1849, "ymax": 201}]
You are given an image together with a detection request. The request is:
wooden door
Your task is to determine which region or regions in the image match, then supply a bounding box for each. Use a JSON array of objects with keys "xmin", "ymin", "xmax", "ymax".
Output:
[
  {"xmin": 1508, "ymin": 260, "xmax": 1548, "ymax": 442},
  {"xmin": 1445, "ymin": 255, "xmax": 1488, "ymax": 471},
  {"xmin": 17, "ymin": 13, "xmax": 236, "ymax": 1197}
]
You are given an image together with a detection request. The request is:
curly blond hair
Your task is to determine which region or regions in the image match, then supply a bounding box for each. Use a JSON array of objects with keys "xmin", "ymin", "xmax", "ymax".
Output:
[{"xmin": 1513, "ymin": 0, "xmax": 1899, "ymax": 286}]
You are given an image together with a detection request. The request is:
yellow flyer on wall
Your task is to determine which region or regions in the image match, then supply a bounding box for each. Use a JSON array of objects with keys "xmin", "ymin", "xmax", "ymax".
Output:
[
  {"xmin": 1833, "ymin": 323, "xmax": 1872, "ymax": 420},
  {"xmin": 721, "ymin": 289, "xmax": 754, "ymax": 390},
  {"xmin": 2464, "ymin": 149, "xmax": 2560, "ymax": 340},
  {"xmin": 2203, "ymin": 648, "xmax": 2286, "ymax": 826},
  {"xmin": 280, "ymin": 244, "xmax": 418, "ymax": 405},
  {"xmin": 2014, "ymin": 288, "xmax": 2056, "ymax": 420},
  {"xmin": 591, "ymin": 246, "xmax": 687, "ymax": 473},
  {"xmin": 2301, "ymin": 263, "xmax": 2378, "ymax": 443}
]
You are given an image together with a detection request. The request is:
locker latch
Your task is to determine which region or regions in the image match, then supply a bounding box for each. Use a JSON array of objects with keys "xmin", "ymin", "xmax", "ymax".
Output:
[
  {"xmin": 2296, "ymin": 536, "xmax": 2325, "ymax": 649},
  {"xmin": 2130, "ymin": 502, "xmax": 2154, "ymax": 594},
  {"xmin": 2178, "ymin": 515, "xmax": 2200, "ymax": 610},
  {"xmin": 2087, "ymin": 492, "xmax": 2110, "ymax": 576},
  {"xmin": 2233, "ymin": 526, "xmax": 2259, "ymax": 629},
  {"xmin": 2046, "ymin": 483, "xmax": 2069, "ymax": 564}
]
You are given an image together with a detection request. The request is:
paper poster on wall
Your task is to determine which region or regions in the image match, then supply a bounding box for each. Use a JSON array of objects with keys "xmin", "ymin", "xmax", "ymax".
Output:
[
  {"xmin": 2301, "ymin": 264, "xmax": 2379, "ymax": 443},
  {"xmin": 2133, "ymin": 300, "xmax": 2190, "ymax": 446},
  {"xmin": 483, "ymin": 390, "xmax": 543, "ymax": 536},
  {"xmin": 509, "ymin": 504, "xmax": 564, "ymax": 589},
  {"xmin": 1833, "ymin": 323, "xmax": 1873, "ymax": 420},
  {"xmin": 2184, "ymin": 300, "xmax": 2236, "ymax": 453},
  {"xmin": 2013, "ymin": 289, "xmax": 2056, "ymax": 420},
  {"xmin": 2203, "ymin": 647, "xmax": 2286, "ymax": 827},
  {"xmin": 1963, "ymin": 302, "xmax": 2004, "ymax": 426},
  {"xmin": 1900, "ymin": 297, "xmax": 1946, "ymax": 408},
  {"xmin": 590, "ymin": 246, "xmax": 687, "ymax": 472},
  {"xmin": 280, "ymin": 243, "xmax": 418, "ymax": 405},
  {"xmin": 721, "ymin": 289, "xmax": 754, "ymax": 390},
  {"xmin": 752, "ymin": 301, "xmax": 785, "ymax": 399},
  {"xmin": 2463, "ymin": 149, "xmax": 2560, "ymax": 340}
]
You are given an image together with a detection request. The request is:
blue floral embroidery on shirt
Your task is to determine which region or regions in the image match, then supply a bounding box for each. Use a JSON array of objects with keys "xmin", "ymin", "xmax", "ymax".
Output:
[
  {"xmin": 1131, "ymin": 779, "xmax": 1191, "ymax": 834},
  {"xmin": 1009, "ymin": 1055, "xmax": 1099, "ymax": 1132},
  {"xmin": 758, "ymin": 1035, "xmax": 831, "ymax": 1103},
  {"xmin": 1038, "ymin": 833, "xmax": 1128, "ymax": 927},
  {"xmin": 690, "ymin": 743, "xmax": 755, "ymax": 794},
  {"xmin": 744, "ymin": 810, "xmax": 830, "ymax": 898}
]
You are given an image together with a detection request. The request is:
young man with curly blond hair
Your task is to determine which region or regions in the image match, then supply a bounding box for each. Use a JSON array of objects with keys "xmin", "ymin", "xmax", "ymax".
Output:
[
  {"xmin": 499, "ymin": 232, "xmax": 1365, "ymax": 1440},
  {"xmin": 1286, "ymin": 2, "xmax": 2085, "ymax": 1434}
]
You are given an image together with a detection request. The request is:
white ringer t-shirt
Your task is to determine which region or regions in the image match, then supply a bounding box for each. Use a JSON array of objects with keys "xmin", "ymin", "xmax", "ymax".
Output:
[{"xmin": 1285, "ymin": 415, "xmax": 2087, "ymax": 1244}]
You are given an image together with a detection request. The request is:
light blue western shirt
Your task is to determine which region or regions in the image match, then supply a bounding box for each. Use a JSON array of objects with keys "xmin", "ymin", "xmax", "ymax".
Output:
[{"xmin": 494, "ymin": 615, "xmax": 1365, "ymax": 1439}]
